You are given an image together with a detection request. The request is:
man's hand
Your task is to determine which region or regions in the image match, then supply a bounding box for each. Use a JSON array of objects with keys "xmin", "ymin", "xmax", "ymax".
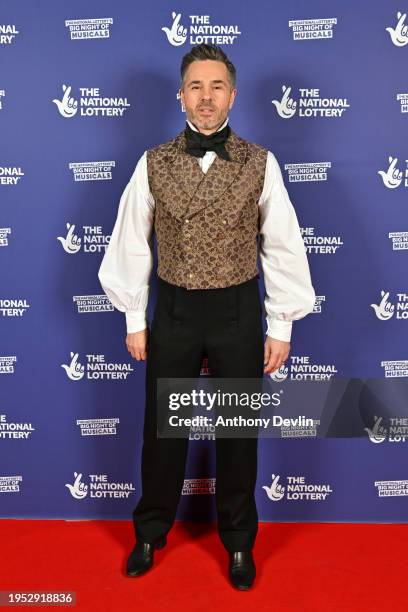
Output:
[
  {"xmin": 264, "ymin": 336, "xmax": 290, "ymax": 374},
  {"xmin": 126, "ymin": 328, "xmax": 149, "ymax": 361}
]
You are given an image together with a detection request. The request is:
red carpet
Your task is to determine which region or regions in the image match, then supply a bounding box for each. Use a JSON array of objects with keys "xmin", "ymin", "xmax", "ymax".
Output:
[{"xmin": 0, "ymin": 519, "xmax": 406, "ymax": 611}]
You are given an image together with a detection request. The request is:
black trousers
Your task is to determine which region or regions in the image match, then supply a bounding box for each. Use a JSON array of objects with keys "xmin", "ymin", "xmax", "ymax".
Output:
[{"xmin": 132, "ymin": 274, "xmax": 265, "ymax": 552}]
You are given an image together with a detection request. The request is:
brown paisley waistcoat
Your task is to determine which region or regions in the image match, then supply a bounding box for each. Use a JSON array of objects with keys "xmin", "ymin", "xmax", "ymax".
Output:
[{"xmin": 146, "ymin": 126, "xmax": 268, "ymax": 290}]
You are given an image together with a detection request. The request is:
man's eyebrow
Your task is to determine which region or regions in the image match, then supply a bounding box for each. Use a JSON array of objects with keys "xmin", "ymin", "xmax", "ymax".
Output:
[{"xmin": 187, "ymin": 79, "xmax": 227, "ymax": 86}]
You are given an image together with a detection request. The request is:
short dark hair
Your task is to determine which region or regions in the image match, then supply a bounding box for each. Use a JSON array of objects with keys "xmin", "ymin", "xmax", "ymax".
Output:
[{"xmin": 180, "ymin": 44, "xmax": 236, "ymax": 89}]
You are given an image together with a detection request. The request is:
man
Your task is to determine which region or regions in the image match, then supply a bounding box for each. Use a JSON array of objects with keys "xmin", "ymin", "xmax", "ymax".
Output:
[{"xmin": 98, "ymin": 44, "xmax": 316, "ymax": 590}]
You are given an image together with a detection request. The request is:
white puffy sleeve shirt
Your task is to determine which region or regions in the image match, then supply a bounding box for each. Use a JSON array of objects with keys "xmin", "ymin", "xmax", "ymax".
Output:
[{"xmin": 98, "ymin": 149, "xmax": 316, "ymax": 342}]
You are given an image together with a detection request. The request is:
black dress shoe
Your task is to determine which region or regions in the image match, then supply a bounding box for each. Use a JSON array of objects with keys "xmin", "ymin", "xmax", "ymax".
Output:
[
  {"xmin": 228, "ymin": 550, "xmax": 256, "ymax": 590},
  {"xmin": 126, "ymin": 535, "xmax": 167, "ymax": 577}
]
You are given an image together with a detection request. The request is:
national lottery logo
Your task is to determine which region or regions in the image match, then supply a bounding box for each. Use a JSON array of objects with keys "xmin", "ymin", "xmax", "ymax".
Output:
[
  {"xmin": 386, "ymin": 11, "xmax": 408, "ymax": 46},
  {"xmin": 65, "ymin": 472, "xmax": 88, "ymax": 499},
  {"xmin": 58, "ymin": 223, "xmax": 81, "ymax": 254},
  {"xmin": 61, "ymin": 352, "xmax": 134, "ymax": 381},
  {"xmin": 271, "ymin": 85, "xmax": 350, "ymax": 119},
  {"xmin": 0, "ymin": 166, "xmax": 24, "ymax": 186},
  {"xmin": 302, "ymin": 227, "xmax": 344, "ymax": 255},
  {"xmin": 162, "ymin": 12, "xmax": 187, "ymax": 46},
  {"xmin": 262, "ymin": 474, "xmax": 333, "ymax": 501},
  {"xmin": 272, "ymin": 85, "xmax": 297, "ymax": 118},
  {"xmin": 0, "ymin": 414, "xmax": 35, "ymax": 439},
  {"xmin": 370, "ymin": 290, "xmax": 408, "ymax": 320},
  {"xmin": 364, "ymin": 417, "xmax": 387, "ymax": 444},
  {"xmin": 262, "ymin": 474, "xmax": 285, "ymax": 501},
  {"xmin": 0, "ymin": 24, "xmax": 19, "ymax": 45},
  {"xmin": 269, "ymin": 356, "xmax": 337, "ymax": 381},
  {"xmin": 65, "ymin": 471, "xmax": 135, "ymax": 500},
  {"xmin": 378, "ymin": 157, "xmax": 404, "ymax": 189},
  {"xmin": 371, "ymin": 290, "xmax": 395, "ymax": 320},
  {"xmin": 269, "ymin": 364, "xmax": 289, "ymax": 382},
  {"xmin": 53, "ymin": 84, "xmax": 78, "ymax": 118},
  {"xmin": 161, "ymin": 11, "xmax": 242, "ymax": 47},
  {"xmin": 0, "ymin": 299, "xmax": 30, "ymax": 318},
  {"xmin": 62, "ymin": 352, "xmax": 85, "ymax": 381},
  {"xmin": 365, "ymin": 416, "xmax": 408, "ymax": 443},
  {"xmin": 57, "ymin": 223, "xmax": 110, "ymax": 254},
  {"xmin": 52, "ymin": 85, "xmax": 130, "ymax": 118}
]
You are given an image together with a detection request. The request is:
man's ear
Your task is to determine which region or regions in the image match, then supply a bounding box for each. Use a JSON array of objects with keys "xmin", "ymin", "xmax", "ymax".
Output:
[
  {"xmin": 179, "ymin": 89, "xmax": 185, "ymax": 112},
  {"xmin": 229, "ymin": 88, "xmax": 237, "ymax": 109}
]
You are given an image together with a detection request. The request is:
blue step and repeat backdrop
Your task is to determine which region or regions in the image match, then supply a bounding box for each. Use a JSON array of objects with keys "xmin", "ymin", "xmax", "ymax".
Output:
[{"xmin": 1, "ymin": 1, "xmax": 408, "ymax": 522}]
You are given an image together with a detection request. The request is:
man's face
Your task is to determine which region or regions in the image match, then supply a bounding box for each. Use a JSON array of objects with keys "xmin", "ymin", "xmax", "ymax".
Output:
[{"xmin": 179, "ymin": 59, "xmax": 237, "ymax": 135}]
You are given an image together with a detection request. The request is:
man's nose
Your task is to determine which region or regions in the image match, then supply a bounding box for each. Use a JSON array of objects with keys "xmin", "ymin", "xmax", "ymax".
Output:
[{"xmin": 201, "ymin": 90, "xmax": 212, "ymax": 101}]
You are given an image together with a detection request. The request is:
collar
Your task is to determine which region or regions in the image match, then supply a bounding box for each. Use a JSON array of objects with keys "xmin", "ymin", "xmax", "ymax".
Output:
[{"xmin": 170, "ymin": 122, "xmax": 247, "ymax": 165}]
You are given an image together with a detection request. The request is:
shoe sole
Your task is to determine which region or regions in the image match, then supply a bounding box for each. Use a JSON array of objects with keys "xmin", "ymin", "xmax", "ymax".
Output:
[
  {"xmin": 230, "ymin": 577, "xmax": 255, "ymax": 590},
  {"xmin": 232, "ymin": 582, "xmax": 253, "ymax": 591},
  {"xmin": 126, "ymin": 565, "xmax": 152, "ymax": 578}
]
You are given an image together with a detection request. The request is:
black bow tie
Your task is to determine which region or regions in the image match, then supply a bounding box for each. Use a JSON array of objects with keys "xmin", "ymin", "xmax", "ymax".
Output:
[{"xmin": 184, "ymin": 120, "xmax": 231, "ymax": 161}]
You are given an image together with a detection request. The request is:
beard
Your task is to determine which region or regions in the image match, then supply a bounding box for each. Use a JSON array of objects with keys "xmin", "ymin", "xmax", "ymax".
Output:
[{"xmin": 187, "ymin": 107, "xmax": 226, "ymax": 132}]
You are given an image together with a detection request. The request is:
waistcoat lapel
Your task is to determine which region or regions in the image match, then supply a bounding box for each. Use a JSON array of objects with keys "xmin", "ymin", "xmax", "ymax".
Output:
[{"xmin": 166, "ymin": 127, "xmax": 248, "ymax": 219}]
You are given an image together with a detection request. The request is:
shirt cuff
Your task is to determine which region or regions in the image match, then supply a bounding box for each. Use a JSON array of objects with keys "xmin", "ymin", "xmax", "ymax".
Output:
[
  {"xmin": 125, "ymin": 310, "xmax": 148, "ymax": 333},
  {"xmin": 266, "ymin": 318, "xmax": 293, "ymax": 343}
]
